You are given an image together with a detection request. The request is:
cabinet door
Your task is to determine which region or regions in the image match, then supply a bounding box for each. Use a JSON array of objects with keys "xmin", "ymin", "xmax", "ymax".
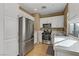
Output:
[
  {"xmin": 4, "ymin": 4, "xmax": 18, "ymax": 56},
  {"xmin": 0, "ymin": 4, "xmax": 4, "ymax": 55},
  {"xmin": 4, "ymin": 3, "xmax": 18, "ymax": 18},
  {"xmin": 4, "ymin": 38, "xmax": 18, "ymax": 56},
  {"xmin": 68, "ymin": 4, "xmax": 79, "ymax": 20},
  {"xmin": 5, "ymin": 16, "xmax": 18, "ymax": 39},
  {"xmin": 4, "ymin": 16, "xmax": 18, "ymax": 56}
]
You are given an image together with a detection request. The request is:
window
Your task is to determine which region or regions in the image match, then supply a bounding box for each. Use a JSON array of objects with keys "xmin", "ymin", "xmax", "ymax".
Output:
[{"xmin": 69, "ymin": 23, "xmax": 79, "ymax": 37}]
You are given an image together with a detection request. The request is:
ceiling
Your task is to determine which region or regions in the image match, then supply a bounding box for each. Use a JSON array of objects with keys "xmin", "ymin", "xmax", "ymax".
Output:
[{"xmin": 19, "ymin": 3, "xmax": 66, "ymax": 16}]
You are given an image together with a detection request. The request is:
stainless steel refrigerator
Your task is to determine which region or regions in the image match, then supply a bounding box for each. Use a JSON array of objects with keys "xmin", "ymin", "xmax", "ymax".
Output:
[{"xmin": 18, "ymin": 17, "xmax": 34, "ymax": 56}]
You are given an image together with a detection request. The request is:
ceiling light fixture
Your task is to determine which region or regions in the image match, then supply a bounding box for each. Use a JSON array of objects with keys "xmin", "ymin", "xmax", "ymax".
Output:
[{"xmin": 34, "ymin": 8, "xmax": 38, "ymax": 11}]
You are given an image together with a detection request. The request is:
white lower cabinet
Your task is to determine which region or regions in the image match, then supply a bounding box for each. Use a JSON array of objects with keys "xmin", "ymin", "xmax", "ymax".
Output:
[
  {"xmin": 0, "ymin": 14, "xmax": 4, "ymax": 56},
  {"xmin": 4, "ymin": 38, "xmax": 18, "ymax": 56},
  {"xmin": 34, "ymin": 31, "xmax": 38, "ymax": 44},
  {"xmin": 38, "ymin": 31, "xmax": 42, "ymax": 43}
]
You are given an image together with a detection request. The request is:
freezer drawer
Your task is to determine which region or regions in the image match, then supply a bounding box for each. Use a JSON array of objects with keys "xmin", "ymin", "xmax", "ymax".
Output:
[{"xmin": 23, "ymin": 39, "xmax": 34, "ymax": 55}]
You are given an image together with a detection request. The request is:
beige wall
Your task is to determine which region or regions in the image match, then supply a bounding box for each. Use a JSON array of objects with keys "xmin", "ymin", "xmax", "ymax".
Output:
[
  {"xmin": 34, "ymin": 13, "xmax": 40, "ymax": 31},
  {"xmin": 33, "ymin": 13, "xmax": 41, "ymax": 43}
]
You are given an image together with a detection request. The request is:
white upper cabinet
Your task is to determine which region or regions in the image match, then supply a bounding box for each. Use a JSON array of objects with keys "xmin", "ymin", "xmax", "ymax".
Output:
[
  {"xmin": 4, "ymin": 16, "xmax": 18, "ymax": 40},
  {"xmin": 4, "ymin": 3, "xmax": 18, "ymax": 18},
  {"xmin": 40, "ymin": 16, "xmax": 64, "ymax": 28},
  {"xmin": 68, "ymin": 3, "xmax": 79, "ymax": 21}
]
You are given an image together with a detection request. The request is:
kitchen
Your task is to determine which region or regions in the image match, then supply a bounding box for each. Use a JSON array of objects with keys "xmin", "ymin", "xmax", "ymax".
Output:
[{"xmin": 0, "ymin": 3, "xmax": 79, "ymax": 56}]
